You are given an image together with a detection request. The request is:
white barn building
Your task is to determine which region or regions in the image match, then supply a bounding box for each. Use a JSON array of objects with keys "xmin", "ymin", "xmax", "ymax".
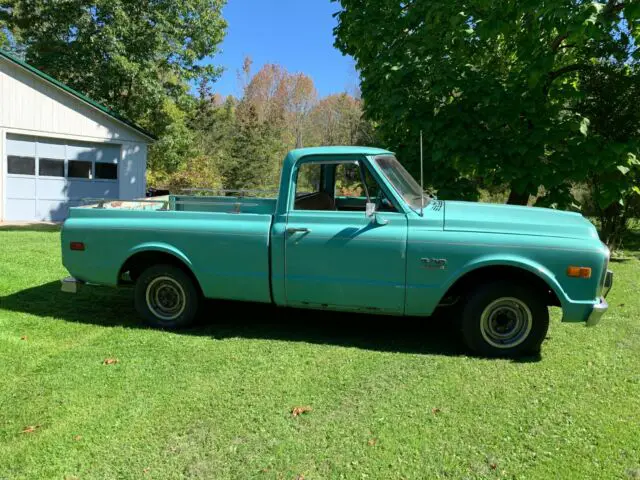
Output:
[{"xmin": 0, "ymin": 50, "xmax": 154, "ymax": 222}]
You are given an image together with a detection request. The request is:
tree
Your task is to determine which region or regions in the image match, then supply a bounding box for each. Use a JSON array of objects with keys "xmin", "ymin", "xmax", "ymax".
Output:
[
  {"xmin": 282, "ymin": 73, "xmax": 318, "ymax": 148},
  {"xmin": 223, "ymin": 103, "xmax": 282, "ymax": 191},
  {"xmin": 1, "ymin": 0, "xmax": 226, "ymax": 122},
  {"xmin": 333, "ymin": 0, "xmax": 640, "ymax": 205},
  {"xmin": 308, "ymin": 93, "xmax": 368, "ymax": 146},
  {"xmin": 242, "ymin": 62, "xmax": 288, "ymax": 125},
  {"xmin": 570, "ymin": 65, "xmax": 640, "ymax": 251},
  {"xmin": 240, "ymin": 60, "xmax": 318, "ymax": 149},
  {"xmin": 1, "ymin": 0, "xmax": 227, "ymax": 177}
]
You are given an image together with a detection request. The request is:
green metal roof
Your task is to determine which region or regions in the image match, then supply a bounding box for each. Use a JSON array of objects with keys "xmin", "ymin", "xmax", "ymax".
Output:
[
  {"xmin": 0, "ymin": 49, "xmax": 156, "ymax": 141},
  {"xmin": 287, "ymin": 146, "xmax": 394, "ymax": 163}
]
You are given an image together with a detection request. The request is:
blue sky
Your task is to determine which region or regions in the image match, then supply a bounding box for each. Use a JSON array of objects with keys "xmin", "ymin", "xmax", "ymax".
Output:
[{"xmin": 208, "ymin": 0, "xmax": 358, "ymax": 98}]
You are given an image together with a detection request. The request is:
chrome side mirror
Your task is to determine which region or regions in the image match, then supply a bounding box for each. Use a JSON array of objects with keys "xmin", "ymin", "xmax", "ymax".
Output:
[{"xmin": 365, "ymin": 202, "xmax": 376, "ymax": 218}]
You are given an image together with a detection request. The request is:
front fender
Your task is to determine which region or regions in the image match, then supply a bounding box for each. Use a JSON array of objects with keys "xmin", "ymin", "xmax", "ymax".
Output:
[{"xmin": 441, "ymin": 254, "xmax": 570, "ymax": 308}]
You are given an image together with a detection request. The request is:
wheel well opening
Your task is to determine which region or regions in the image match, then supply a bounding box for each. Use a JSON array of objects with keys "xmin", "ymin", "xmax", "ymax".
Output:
[
  {"xmin": 441, "ymin": 265, "xmax": 561, "ymax": 307},
  {"xmin": 119, "ymin": 251, "xmax": 202, "ymax": 294}
]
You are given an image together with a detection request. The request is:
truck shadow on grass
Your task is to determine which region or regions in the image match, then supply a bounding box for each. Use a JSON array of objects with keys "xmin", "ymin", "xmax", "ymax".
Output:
[{"xmin": 0, "ymin": 281, "xmax": 541, "ymax": 361}]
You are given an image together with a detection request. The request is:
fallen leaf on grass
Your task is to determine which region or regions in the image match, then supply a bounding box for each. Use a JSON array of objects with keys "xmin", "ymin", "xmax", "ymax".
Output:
[
  {"xmin": 432, "ymin": 407, "xmax": 441, "ymax": 414},
  {"xmin": 295, "ymin": 475, "xmax": 305, "ymax": 480},
  {"xmin": 367, "ymin": 438, "xmax": 377, "ymax": 446},
  {"xmin": 143, "ymin": 467, "xmax": 151, "ymax": 474},
  {"xmin": 21, "ymin": 425, "xmax": 40, "ymax": 434},
  {"xmin": 73, "ymin": 435, "xmax": 82, "ymax": 441},
  {"xmin": 103, "ymin": 358, "xmax": 119, "ymax": 365},
  {"xmin": 489, "ymin": 463, "xmax": 498, "ymax": 470},
  {"xmin": 626, "ymin": 467, "xmax": 640, "ymax": 479},
  {"xmin": 291, "ymin": 406, "xmax": 312, "ymax": 417},
  {"xmin": 20, "ymin": 335, "xmax": 28, "ymax": 341}
]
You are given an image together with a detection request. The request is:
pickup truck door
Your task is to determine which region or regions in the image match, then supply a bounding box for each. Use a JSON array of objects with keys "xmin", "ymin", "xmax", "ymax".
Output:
[{"xmin": 284, "ymin": 161, "xmax": 408, "ymax": 314}]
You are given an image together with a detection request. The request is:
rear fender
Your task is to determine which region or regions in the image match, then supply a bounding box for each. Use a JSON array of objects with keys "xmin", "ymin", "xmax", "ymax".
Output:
[
  {"xmin": 126, "ymin": 242, "xmax": 193, "ymax": 267},
  {"xmin": 118, "ymin": 242, "xmax": 196, "ymax": 285}
]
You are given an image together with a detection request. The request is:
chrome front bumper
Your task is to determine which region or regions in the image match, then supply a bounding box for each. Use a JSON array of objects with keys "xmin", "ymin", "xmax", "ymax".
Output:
[
  {"xmin": 587, "ymin": 270, "xmax": 613, "ymax": 326},
  {"xmin": 61, "ymin": 276, "xmax": 84, "ymax": 293},
  {"xmin": 587, "ymin": 297, "xmax": 608, "ymax": 326},
  {"xmin": 602, "ymin": 269, "xmax": 613, "ymax": 298}
]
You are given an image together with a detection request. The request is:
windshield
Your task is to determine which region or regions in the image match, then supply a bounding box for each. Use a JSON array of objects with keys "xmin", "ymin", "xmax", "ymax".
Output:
[{"xmin": 374, "ymin": 155, "xmax": 429, "ymax": 212}]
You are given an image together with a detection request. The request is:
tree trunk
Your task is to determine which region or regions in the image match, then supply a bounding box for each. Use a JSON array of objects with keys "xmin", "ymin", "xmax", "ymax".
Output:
[
  {"xmin": 506, "ymin": 187, "xmax": 530, "ymax": 205},
  {"xmin": 599, "ymin": 202, "xmax": 628, "ymax": 253}
]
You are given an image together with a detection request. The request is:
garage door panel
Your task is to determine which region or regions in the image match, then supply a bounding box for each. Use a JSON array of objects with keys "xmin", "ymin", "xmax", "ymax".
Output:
[
  {"xmin": 36, "ymin": 177, "xmax": 67, "ymax": 201},
  {"xmin": 6, "ymin": 134, "xmax": 36, "ymax": 156},
  {"xmin": 95, "ymin": 145, "xmax": 120, "ymax": 163},
  {"xmin": 5, "ymin": 199, "xmax": 36, "ymax": 221},
  {"xmin": 67, "ymin": 142, "xmax": 97, "ymax": 162},
  {"xmin": 92, "ymin": 183, "xmax": 118, "ymax": 199},
  {"xmin": 6, "ymin": 177, "xmax": 36, "ymax": 199},
  {"xmin": 37, "ymin": 200, "xmax": 69, "ymax": 221},
  {"xmin": 66, "ymin": 180, "xmax": 118, "ymax": 200},
  {"xmin": 36, "ymin": 138, "xmax": 65, "ymax": 159}
]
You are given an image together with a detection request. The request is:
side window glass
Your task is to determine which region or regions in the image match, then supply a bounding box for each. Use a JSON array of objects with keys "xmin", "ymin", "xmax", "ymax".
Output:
[
  {"xmin": 362, "ymin": 165, "xmax": 381, "ymax": 200},
  {"xmin": 293, "ymin": 161, "xmax": 397, "ymax": 213},
  {"xmin": 335, "ymin": 163, "xmax": 365, "ymax": 198},
  {"xmin": 294, "ymin": 163, "xmax": 333, "ymax": 211},
  {"xmin": 296, "ymin": 163, "xmax": 321, "ymax": 196}
]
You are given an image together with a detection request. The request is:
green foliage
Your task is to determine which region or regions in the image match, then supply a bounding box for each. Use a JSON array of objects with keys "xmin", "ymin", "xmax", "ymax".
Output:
[
  {"xmin": 2, "ymin": 0, "xmax": 227, "ymax": 176},
  {"xmin": 1, "ymin": 0, "xmax": 226, "ymax": 122},
  {"xmin": 333, "ymin": 0, "xmax": 639, "ymax": 208},
  {"xmin": 567, "ymin": 65, "xmax": 640, "ymax": 250},
  {"xmin": 223, "ymin": 103, "xmax": 283, "ymax": 191},
  {"xmin": 164, "ymin": 154, "xmax": 224, "ymax": 193},
  {"xmin": 308, "ymin": 93, "xmax": 376, "ymax": 147},
  {"xmin": 146, "ymin": 98, "xmax": 200, "ymax": 185},
  {"xmin": 192, "ymin": 63, "xmax": 368, "ymax": 193}
]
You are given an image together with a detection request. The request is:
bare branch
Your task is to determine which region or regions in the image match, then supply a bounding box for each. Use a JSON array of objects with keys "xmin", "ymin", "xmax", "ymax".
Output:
[
  {"xmin": 606, "ymin": 0, "xmax": 625, "ymax": 12},
  {"xmin": 543, "ymin": 64, "xmax": 590, "ymax": 95},
  {"xmin": 549, "ymin": 64, "xmax": 588, "ymax": 79},
  {"xmin": 550, "ymin": 34, "xmax": 568, "ymax": 52}
]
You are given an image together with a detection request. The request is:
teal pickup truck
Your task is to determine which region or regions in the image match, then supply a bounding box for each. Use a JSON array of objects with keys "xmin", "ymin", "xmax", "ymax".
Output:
[{"xmin": 61, "ymin": 146, "xmax": 613, "ymax": 357}]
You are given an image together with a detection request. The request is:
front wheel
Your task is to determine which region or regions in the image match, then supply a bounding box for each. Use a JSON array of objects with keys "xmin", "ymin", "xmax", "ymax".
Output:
[
  {"xmin": 134, "ymin": 264, "xmax": 200, "ymax": 329},
  {"xmin": 461, "ymin": 281, "xmax": 549, "ymax": 357}
]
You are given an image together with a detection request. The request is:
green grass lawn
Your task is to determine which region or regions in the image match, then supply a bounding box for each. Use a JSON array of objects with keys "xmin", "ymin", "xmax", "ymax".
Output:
[{"xmin": 0, "ymin": 225, "xmax": 639, "ymax": 479}]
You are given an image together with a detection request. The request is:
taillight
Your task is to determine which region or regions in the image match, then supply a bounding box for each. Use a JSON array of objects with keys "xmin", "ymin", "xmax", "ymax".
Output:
[{"xmin": 70, "ymin": 242, "xmax": 85, "ymax": 251}]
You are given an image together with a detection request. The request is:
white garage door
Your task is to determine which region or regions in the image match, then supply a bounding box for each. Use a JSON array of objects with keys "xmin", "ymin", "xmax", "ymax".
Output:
[{"xmin": 4, "ymin": 134, "xmax": 120, "ymax": 221}]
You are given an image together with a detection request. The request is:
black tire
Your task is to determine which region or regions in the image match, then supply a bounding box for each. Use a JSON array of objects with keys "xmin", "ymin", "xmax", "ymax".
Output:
[
  {"xmin": 134, "ymin": 264, "xmax": 200, "ymax": 329},
  {"xmin": 460, "ymin": 281, "xmax": 549, "ymax": 357}
]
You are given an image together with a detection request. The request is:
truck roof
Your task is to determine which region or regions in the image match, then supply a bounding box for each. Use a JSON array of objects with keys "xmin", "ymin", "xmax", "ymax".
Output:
[{"xmin": 286, "ymin": 146, "xmax": 394, "ymax": 165}]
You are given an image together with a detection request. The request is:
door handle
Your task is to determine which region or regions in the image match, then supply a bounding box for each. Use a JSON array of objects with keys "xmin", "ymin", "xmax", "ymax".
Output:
[{"xmin": 286, "ymin": 227, "xmax": 311, "ymax": 234}]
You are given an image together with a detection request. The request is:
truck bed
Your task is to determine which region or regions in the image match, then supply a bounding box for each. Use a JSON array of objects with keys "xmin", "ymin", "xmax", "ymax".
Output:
[
  {"xmin": 76, "ymin": 194, "xmax": 278, "ymax": 215},
  {"xmin": 64, "ymin": 193, "xmax": 276, "ymax": 303}
]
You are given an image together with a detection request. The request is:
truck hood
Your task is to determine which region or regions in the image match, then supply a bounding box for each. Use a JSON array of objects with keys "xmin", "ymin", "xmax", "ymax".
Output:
[{"xmin": 443, "ymin": 201, "xmax": 599, "ymax": 240}]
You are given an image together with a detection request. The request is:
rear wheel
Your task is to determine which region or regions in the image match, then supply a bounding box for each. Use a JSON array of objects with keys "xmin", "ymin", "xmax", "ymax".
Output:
[
  {"xmin": 461, "ymin": 281, "xmax": 549, "ymax": 357},
  {"xmin": 134, "ymin": 264, "xmax": 199, "ymax": 329}
]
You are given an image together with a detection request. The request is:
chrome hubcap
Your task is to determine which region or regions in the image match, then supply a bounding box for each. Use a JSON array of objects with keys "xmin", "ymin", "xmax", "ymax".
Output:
[
  {"xmin": 146, "ymin": 276, "xmax": 186, "ymax": 321},
  {"xmin": 480, "ymin": 297, "xmax": 533, "ymax": 349}
]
